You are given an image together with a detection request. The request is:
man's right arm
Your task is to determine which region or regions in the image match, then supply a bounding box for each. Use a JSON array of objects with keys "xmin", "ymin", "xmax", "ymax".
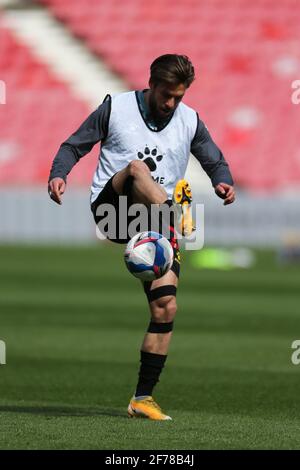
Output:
[{"xmin": 48, "ymin": 96, "xmax": 111, "ymax": 204}]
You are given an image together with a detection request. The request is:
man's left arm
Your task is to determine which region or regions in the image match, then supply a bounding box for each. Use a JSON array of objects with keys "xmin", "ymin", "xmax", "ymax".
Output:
[{"xmin": 190, "ymin": 115, "xmax": 235, "ymax": 206}]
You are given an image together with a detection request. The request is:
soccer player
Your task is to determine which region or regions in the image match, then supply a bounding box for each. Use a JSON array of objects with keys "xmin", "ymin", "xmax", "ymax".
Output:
[{"xmin": 48, "ymin": 54, "xmax": 235, "ymax": 420}]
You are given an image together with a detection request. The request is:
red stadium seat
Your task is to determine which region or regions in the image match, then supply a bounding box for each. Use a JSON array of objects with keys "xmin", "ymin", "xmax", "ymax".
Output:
[
  {"xmin": 0, "ymin": 17, "xmax": 98, "ymax": 186},
  {"xmin": 6, "ymin": 0, "xmax": 300, "ymax": 190}
]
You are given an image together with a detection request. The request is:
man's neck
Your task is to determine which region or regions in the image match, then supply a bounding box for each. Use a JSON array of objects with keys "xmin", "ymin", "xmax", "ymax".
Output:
[{"xmin": 142, "ymin": 89, "xmax": 154, "ymax": 121}]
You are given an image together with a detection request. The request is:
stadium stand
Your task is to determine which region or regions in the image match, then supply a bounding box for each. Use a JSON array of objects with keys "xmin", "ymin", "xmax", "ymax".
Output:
[
  {"xmin": 36, "ymin": 0, "xmax": 300, "ymax": 191},
  {"xmin": 0, "ymin": 13, "xmax": 98, "ymax": 186},
  {"xmin": 1, "ymin": 1, "xmax": 300, "ymax": 244}
]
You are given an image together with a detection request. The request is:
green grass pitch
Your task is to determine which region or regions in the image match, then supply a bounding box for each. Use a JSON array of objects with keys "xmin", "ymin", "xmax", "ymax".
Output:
[{"xmin": 0, "ymin": 244, "xmax": 300, "ymax": 450}]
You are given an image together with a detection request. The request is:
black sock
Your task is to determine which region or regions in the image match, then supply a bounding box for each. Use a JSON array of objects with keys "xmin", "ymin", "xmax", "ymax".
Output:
[{"xmin": 135, "ymin": 351, "xmax": 167, "ymax": 397}]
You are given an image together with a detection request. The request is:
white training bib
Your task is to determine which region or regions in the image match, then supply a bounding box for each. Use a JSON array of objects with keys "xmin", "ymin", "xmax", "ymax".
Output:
[{"xmin": 90, "ymin": 91, "xmax": 197, "ymax": 202}]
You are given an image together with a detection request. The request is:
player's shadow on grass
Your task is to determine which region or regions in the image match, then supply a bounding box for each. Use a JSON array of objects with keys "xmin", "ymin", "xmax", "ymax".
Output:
[
  {"xmin": 166, "ymin": 366, "xmax": 300, "ymax": 419},
  {"xmin": 0, "ymin": 405, "xmax": 126, "ymax": 418}
]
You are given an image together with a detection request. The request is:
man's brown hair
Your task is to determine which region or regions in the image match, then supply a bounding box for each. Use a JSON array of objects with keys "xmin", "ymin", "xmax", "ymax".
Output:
[{"xmin": 150, "ymin": 54, "xmax": 195, "ymax": 88}]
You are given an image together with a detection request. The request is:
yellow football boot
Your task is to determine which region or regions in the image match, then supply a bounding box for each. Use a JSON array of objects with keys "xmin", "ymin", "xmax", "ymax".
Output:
[
  {"xmin": 172, "ymin": 179, "xmax": 195, "ymax": 237},
  {"xmin": 127, "ymin": 396, "xmax": 172, "ymax": 421}
]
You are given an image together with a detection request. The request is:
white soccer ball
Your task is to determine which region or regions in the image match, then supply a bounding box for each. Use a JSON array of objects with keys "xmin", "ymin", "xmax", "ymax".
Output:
[{"xmin": 124, "ymin": 231, "xmax": 174, "ymax": 281}]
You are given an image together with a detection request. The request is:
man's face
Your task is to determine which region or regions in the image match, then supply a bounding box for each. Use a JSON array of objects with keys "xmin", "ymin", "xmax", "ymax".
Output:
[{"xmin": 148, "ymin": 81, "xmax": 187, "ymax": 121}]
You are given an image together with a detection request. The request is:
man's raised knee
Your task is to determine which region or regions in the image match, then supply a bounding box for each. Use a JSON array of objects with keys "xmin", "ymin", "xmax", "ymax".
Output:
[{"xmin": 151, "ymin": 296, "xmax": 177, "ymax": 323}]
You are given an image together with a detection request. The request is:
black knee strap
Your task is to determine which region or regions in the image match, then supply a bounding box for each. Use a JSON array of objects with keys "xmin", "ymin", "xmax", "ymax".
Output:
[
  {"xmin": 143, "ymin": 284, "xmax": 177, "ymax": 303},
  {"xmin": 147, "ymin": 321, "xmax": 174, "ymax": 333}
]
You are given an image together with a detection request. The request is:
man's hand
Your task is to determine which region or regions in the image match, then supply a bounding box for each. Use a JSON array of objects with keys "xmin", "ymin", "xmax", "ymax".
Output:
[
  {"xmin": 48, "ymin": 177, "xmax": 66, "ymax": 205},
  {"xmin": 214, "ymin": 183, "xmax": 235, "ymax": 206}
]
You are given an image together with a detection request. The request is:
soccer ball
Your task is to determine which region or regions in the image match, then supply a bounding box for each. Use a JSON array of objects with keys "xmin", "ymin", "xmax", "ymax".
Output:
[{"xmin": 124, "ymin": 231, "xmax": 174, "ymax": 281}]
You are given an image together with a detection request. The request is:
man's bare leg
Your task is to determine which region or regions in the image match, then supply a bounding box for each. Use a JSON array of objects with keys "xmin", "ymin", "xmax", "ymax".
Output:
[
  {"xmin": 113, "ymin": 162, "xmax": 177, "ymax": 357},
  {"xmin": 113, "ymin": 161, "xmax": 176, "ymax": 356},
  {"xmin": 132, "ymin": 270, "xmax": 178, "ymax": 407},
  {"xmin": 112, "ymin": 161, "xmax": 178, "ymax": 407},
  {"xmin": 141, "ymin": 270, "xmax": 178, "ymax": 356}
]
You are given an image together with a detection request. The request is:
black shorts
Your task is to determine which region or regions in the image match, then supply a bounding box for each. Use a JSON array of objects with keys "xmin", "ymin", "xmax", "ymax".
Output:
[{"xmin": 91, "ymin": 176, "xmax": 180, "ymax": 278}]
